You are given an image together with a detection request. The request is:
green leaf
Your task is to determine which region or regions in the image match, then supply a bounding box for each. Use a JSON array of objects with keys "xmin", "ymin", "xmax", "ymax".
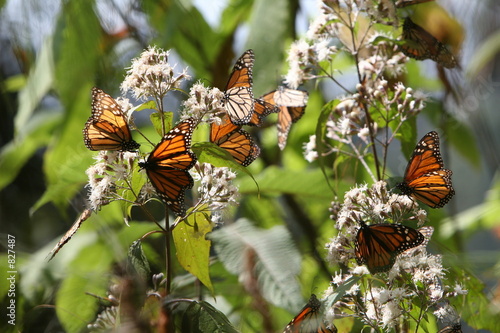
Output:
[
  {"xmin": 135, "ymin": 100, "xmax": 157, "ymax": 112},
  {"xmin": 316, "ymin": 99, "xmax": 339, "ymax": 195},
  {"xmin": 0, "ymin": 112, "xmax": 61, "ymax": 191},
  {"xmin": 209, "ymin": 219, "xmax": 302, "ymax": 311},
  {"xmin": 56, "ymin": 242, "xmax": 113, "ymax": 333},
  {"xmin": 33, "ymin": 87, "xmax": 94, "ymax": 213},
  {"xmin": 246, "ymin": 0, "xmax": 294, "ymax": 94},
  {"xmin": 128, "ymin": 240, "xmax": 151, "ymax": 281},
  {"xmin": 151, "ymin": 112, "xmax": 174, "ymax": 137},
  {"xmin": 15, "ymin": 37, "xmax": 55, "ymax": 131},
  {"xmin": 238, "ymin": 166, "xmax": 333, "ymax": 199},
  {"xmin": 172, "ymin": 211, "xmax": 214, "ymax": 293},
  {"xmin": 169, "ymin": 300, "xmax": 240, "ymax": 333},
  {"xmin": 119, "ymin": 162, "xmax": 147, "ymax": 219}
]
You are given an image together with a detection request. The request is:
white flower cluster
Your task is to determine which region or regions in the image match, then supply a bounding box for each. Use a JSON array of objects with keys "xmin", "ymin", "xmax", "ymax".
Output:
[
  {"xmin": 121, "ymin": 46, "xmax": 190, "ymax": 101},
  {"xmin": 326, "ymin": 181, "xmax": 426, "ymax": 269},
  {"xmin": 182, "ymin": 81, "xmax": 225, "ymax": 123},
  {"xmin": 324, "ymin": 181, "xmax": 465, "ymax": 330},
  {"xmin": 85, "ymin": 151, "xmax": 138, "ymax": 211},
  {"xmin": 192, "ymin": 163, "xmax": 239, "ymax": 224}
]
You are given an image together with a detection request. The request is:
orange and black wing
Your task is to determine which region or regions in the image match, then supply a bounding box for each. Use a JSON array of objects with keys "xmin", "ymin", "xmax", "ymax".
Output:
[
  {"xmin": 84, "ymin": 87, "xmax": 140, "ymax": 151},
  {"xmin": 284, "ymin": 294, "xmax": 336, "ymax": 333},
  {"xmin": 247, "ymin": 98, "xmax": 279, "ymax": 127},
  {"xmin": 139, "ymin": 119, "xmax": 197, "ymax": 216},
  {"xmin": 262, "ymin": 88, "xmax": 308, "ymax": 150},
  {"xmin": 355, "ymin": 221, "xmax": 425, "ymax": 273},
  {"xmin": 222, "ymin": 50, "xmax": 255, "ymax": 125},
  {"xmin": 401, "ymin": 17, "xmax": 457, "ymax": 68},
  {"xmin": 210, "ymin": 115, "xmax": 260, "ymax": 166},
  {"xmin": 396, "ymin": 131, "xmax": 455, "ymax": 208}
]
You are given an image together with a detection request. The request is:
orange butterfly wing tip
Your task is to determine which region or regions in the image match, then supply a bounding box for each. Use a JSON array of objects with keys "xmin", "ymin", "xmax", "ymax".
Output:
[
  {"xmin": 84, "ymin": 87, "xmax": 140, "ymax": 152},
  {"xmin": 138, "ymin": 119, "xmax": 197, "ymax": 216},
  {"xmin": 223, "ymin": 50, "xmax": 255, "ymax": 125},
  {"xmin": 283, "ymin": 294, "xmax": 336, "ymax": 333},
  {"xmin": 397, "ymin": 131, "xmax": 455, "ymax": 208}
]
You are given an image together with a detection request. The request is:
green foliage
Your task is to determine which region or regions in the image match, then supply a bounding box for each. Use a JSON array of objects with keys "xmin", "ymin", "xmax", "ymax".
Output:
[
  {"xmin": 172, "ymin": 211, "xmax": 214, "ymax": 293},
  {"xmin": 209, "ymin": 219, "xmax": 303, "ymax": 311},
  {"xmin": 171, "ymin": 300, "xmax": 240, "ymax": 333}
]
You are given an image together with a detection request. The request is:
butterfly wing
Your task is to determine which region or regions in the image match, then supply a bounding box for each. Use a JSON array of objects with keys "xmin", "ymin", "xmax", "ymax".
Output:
[
  {"xmin": 223, "ymin": 50, "xmax": 255, "ymax": 125},
  {"xmin": 401, "ymin": 18, "xmax": 457, "ymax": 68},
  {"xmin": 84, "ymin": 87, "xmax": 140, "ymax": 151},
  {"xmin": 355, "ymin": 222, "xmax": 425, "ymax": 273},
  {"xmin": 397, "ymin": 131, "xmax": 455, "ymax": 208},
  {"xmin": 139, "ymin": 119, "xmax": 197, "ymax": 216},
  {"xmin": 210, "ymin": 115, "xmax": 260, "ymax": 166},
  {"xmin": 263, "ymin": 88, "xmax": 308, "ymax": 150},
  {"xmin": 284, "ymin": 294, "xmax": 337, "ymax": 333},
  {"xmin": 247, "ymin": 98, "xmax": 279, "ymax": 127}
]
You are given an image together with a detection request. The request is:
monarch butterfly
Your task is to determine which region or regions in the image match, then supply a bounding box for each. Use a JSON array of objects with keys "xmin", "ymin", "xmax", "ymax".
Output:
[
  {"xmin": 437, "ymin": 324, "xmax": 462, "ymax": 333},
  {"xmin": 401, "ymin": 17, "xmax": 457, "ymax": 68},
  {"xmin": 84, "ymin": 87, "xmax": 140, "ymax": 151},
  {"xmin": 48, "ymin": 208, "xmax": 93, "ymax": 261},
  {"xmin": 210, "ymin": 114, "xmax": 260, "ymax": 166},
  {"xmin": 396, "ymin": 131, "xmax": 455, "ymax": 208},
  {"xmin": 262, "ymin": 87, "xmax": 309, "ymax": 150},
  {"xmin": 283, "ymin": 294, "xmax": 337, "ymax": 333},
  {"xmin": 355, "ymin": 220, "xmax": 426, "ymax": 273},
  {"xmin": 138, "ymin": 119, "xmax": 197, "ymax": 216},
  {"xmin": 222, "ymin": 49, "xmax": 255, "ymax": 125},
  {"xmin": 247, "ymin": 98, "xmax": 279, "ymax": 127}
]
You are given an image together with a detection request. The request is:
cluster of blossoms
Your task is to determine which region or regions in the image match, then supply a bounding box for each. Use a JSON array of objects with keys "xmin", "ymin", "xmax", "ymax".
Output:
[
  {"xmin": 121, "ymin": 46, "xmax": 191, "ymax": 101},
  {"xmin": 191, "ymin": 163, "xmax": 239, "ymax": 225},
  {"xmin": 85, "ymin": 151, "xmax": 138, "ymax": 211},
  {"xmin": 182, "ymin": 81, "xmax": 225, "ymax": 124},
  {"xmin": 323, "ymin": 182, "xmax": 466, "ymax": 330},
  {"xmin": 85, "ymin": 46, "xmax": 240, "ymax": 224}
]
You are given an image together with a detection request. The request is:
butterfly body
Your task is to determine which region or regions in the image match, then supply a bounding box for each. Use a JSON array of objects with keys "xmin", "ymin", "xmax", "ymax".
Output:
[
  {"xmin": 139, "ymin": 119, "xmax": 197, "ymax": 216},
  {"xmin": 222, "ymin": 50, "xmax": 255, "ymax": 125},
  {"xmin": 396, "ymin": 131, "xmax": 455, "ymax": 208},
  {"xmin": 210, "ymin": 114, "xmax": 260, "ymax": 166},
  {"xmin": 401, "ymin": 17, "xmax": 457, "ymax": 68},
  {"xmin": 84, "ymin": 87, "xmax": 140, "ymax": 151},
  {"xmin": 355, "ymin": 221, "xmax": 425, "ymax": 273},
  {"xmin": 284, "ymin": 294, "xmax": 336, "ymax": 333}
]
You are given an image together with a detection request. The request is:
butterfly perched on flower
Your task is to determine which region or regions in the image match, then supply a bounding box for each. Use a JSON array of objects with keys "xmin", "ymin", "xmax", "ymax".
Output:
[
  {"xmin": 261, "ymin": 87, "xmax": 309, "ymax": 150},
  {"xmin": 396, "ymin": 131, "xmax": 455, "ymax": 208},
  {"xmin": 222, "ymin": 49, "xmax": 255, "ymax": 125},
  {"xmin": 138, "ymin": 119, "xmax": 197, "ymax": 216},
  {"xmin": 84, "ymin": 87, "xmax": 140, "ymax": 151},
  {"xmin": 210, "ymin": 114, "xmax": 260, "ymax": 166},
  {"xmin": 437, "ymin": 324, "xmax": 462, "ymax": 333},
  {"xmin": 355, "ymin": 220, "xmax": 426, "ymax": 273},
  {"xmin": 400, "ymin": 17, "xmax": 457, "ymax": 68},
  {"xmin": 283, "ymin": 294, "xmax": 337, "ymax": 333}
]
